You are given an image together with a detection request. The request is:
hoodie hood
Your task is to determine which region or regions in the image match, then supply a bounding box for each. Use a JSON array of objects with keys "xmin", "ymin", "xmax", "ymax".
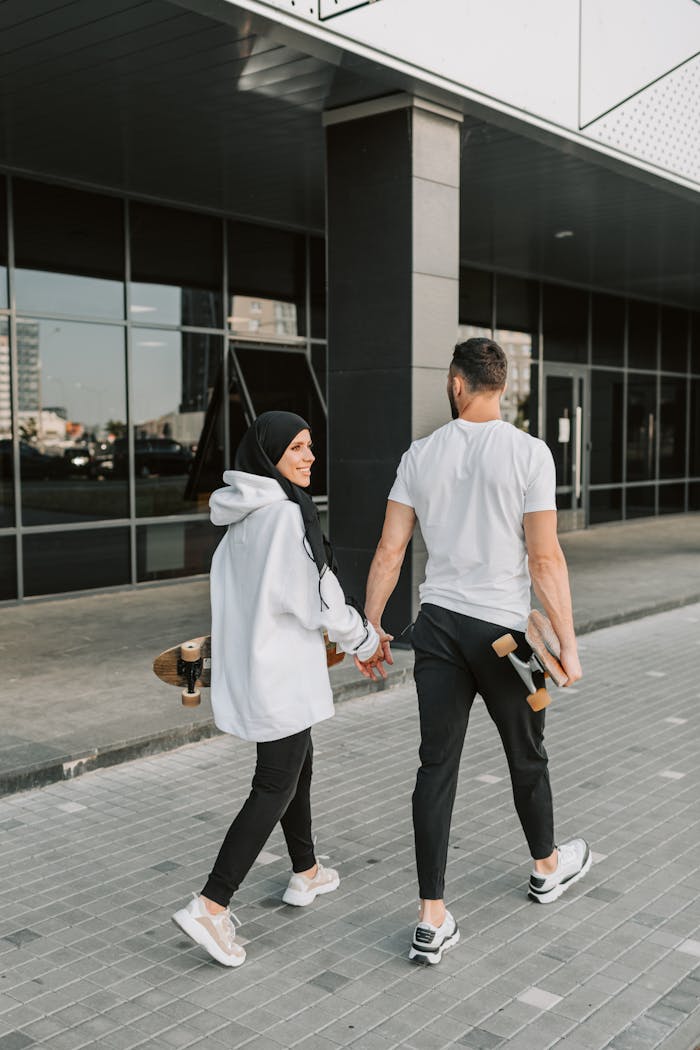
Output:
[{"xmin": 210, "ymin": 470, "xmax": 287, "ymax": 526}]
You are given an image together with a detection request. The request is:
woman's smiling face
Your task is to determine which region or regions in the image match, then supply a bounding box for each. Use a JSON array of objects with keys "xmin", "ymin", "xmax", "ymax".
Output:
[{"xmin": 275, "ymin": 429, "xmax": 314, "ymax": 488}]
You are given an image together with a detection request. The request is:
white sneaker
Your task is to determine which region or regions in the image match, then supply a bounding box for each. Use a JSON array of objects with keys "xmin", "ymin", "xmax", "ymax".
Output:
[
  {"xmin": 528, "ymin": 838, "xmax": 592, "ymax": 904},
  {"xmin": 408, "ymin": 910, "xmax": 460, "ymax": 965},
  {"xmin": 282, "ymin": 863, "xmax": 340, "ymax": 906},
  {"xmin": 172, "ymin": 895, "xmax": 246, "ymax": 967}
]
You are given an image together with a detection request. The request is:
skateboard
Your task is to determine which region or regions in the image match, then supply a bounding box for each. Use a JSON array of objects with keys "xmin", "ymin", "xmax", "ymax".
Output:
[
  {"xmin": 153, "ymin": 633, "xmax": 344, "ymax": 706},
  {"xmin": 492, "ymin": 610, "xmax": 569, "ymax": 712}
]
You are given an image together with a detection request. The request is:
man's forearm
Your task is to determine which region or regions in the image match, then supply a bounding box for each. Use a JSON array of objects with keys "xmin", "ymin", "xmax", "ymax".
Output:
[
  {"xmin": 365, "ymin": 542, "xmax": 406, "ymax": 626},
  {"xmin": 529, "ymin": 550, "xmax": 577, "ymax": 649}
]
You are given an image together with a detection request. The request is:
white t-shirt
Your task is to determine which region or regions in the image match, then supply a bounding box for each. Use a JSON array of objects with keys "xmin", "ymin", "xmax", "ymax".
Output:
[{"xmin": 388, "ymin": 419, "xmax": 556, "ymax": 631}]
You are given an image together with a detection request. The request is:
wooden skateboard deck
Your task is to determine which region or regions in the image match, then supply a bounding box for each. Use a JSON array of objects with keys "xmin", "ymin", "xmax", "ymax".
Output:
[
  {"xmin": 492, "ymin": 610, "xmax": 569, "ymax": 712},
  {"xmin": 153, "ymin": 632, "xmax": 344, "ymax": 706}
]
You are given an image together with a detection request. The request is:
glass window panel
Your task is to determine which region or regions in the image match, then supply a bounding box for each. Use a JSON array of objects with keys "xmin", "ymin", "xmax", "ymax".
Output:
[
  {"xmin": 628, "ymin": 300, "xmax": 658, "ymax": 370},
  {"xmin": 542, "ymin": 283, "xmax": 588, "ymax": 363},
  {"xmin": 660, "ymin": 307, "xmax": 689, "ymax": 373},
  {"xmin": 136, "ymin": 521, "xmax": 220, "ymax": 582},
  {"xmin": 625, "ymin": 485, "xmax": 656, "ymax": 519},
  {"xmin": 130, "ymin": 203, "xmax": 223, "ymax": 328},
  {"xmin": 495, "ymin": 330, "xmax": 533, "ymax": 431},
  {"xmin": 495, "ymin": 274, "xmax": 538, "ymax": 333},
  {"xmin": 0, "ymin": 175, "xmax": 7, "ymax": 310},
  {"xmin": 131, "ymin": 330, "xmax": 223, "ymax": 517},
  {"xmin": 0, "ymin": 317, "xmax": 14, "ymax": 526},
  {"xmin": 659, "ymin": 483, "xmax": 685, "ymax": 514},
  {"xmin": 14, "ymin": 180, "xmax": 124, "ymax": 319},
  {"xmin": 626, "ymin": 374, "xmax": 658, "ymax": 482},
  {"xmin": 690, "ymin": 379, "xmax": 700, "ymax": 476},
  {"xmin": 659, "ymin": 379, "xmax": 687, "ymax": 478},
  {"xmin": 591, "ymin": 293, "xmax": 625, "ymax": 367},
  {"xmin": 529, "ymin": 362, "xmax": 540, "ymax": 438},
  {"xmin": 689, "ymin": 482, "xmax": 700, "ymax": 510},
  {"xmin": 310, "ymin": 236, "xmax": 326, "ymax": 339},
  {"xmin": 459, "ymin": 267, "xmax": 492, "ymax": 328},
  {"xmin": 311, "ymin": 346, "xmax": 327, "ymax": 401},
  {"xmin": 23, "ymin": 527, "xmax": 130, "ymax": 596},
  {"xmin": 690, "ymin": 312, "xmax": 700, "ymax": 374},
  {"xmin": 0, "ymin": 535, "xmax": 16, "ymax": 600},
  {"xmin": 589, "ymin": 488, "xmax": 622, "ymax": 525},
  {"xmin": 228, "ymin": 221, "xmax": 306, "ymax": 338},
  {"xmin": 233, "ymin": 346, "xmax": 327, "ymax": 497},
  {"xmin": 18, "ymin": 321, "xmax": 128, "ymax": 526},
  {"xmin": 590, "ymin": 370, "xmax": 624, "ymax": 484}
]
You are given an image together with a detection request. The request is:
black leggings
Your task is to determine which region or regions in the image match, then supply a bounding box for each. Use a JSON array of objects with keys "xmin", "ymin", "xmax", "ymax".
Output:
[
  {"xmin": 412, "ymin": 604, "xmax": 555, "ymax": 901},
  {"xmin": 202, "ymin": 728, "xmax": 316, "ymax": 908}
]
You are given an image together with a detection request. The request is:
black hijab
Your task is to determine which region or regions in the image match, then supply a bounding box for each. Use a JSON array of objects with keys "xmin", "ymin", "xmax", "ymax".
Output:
[{"xmin": 234, "ymin": 411, "xmax": 329, "ymax": 579}]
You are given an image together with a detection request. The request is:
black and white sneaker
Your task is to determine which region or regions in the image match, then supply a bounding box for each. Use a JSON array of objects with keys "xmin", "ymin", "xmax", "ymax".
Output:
[
  {"xmin": 408, "ymin": 910, "xmax": 460, "ymax": 965},
  {"xmin": 528, "ymin": 838, "xmax": 592, "ymax": 904}
]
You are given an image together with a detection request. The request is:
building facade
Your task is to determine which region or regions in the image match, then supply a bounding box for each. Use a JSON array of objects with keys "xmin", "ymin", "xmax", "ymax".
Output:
[{"xmin": 0, "ymin": 1, "xmax": 698, "ymax": 625}]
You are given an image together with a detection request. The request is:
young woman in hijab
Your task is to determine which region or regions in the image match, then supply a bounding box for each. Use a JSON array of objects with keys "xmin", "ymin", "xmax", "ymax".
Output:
[{"xmin": 172, "ymin": 411, "xmax": 383, "ymax": 967}]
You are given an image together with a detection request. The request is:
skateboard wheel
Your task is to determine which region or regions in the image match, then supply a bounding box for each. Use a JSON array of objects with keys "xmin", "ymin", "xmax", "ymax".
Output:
[
  {"xmin": 181, "ymin": 641, "xmax": 201, "ymax": 662},
  {"xmin": 492, "ymin": 633, "xmax": 517, "ymax": 658},
  {"xmin": 182, "ymin": 689, "xmax": 201, "ymax": 707},
  {"xmin": 527, "ymin": 688, "xmax": 551, "ymax": 712}
]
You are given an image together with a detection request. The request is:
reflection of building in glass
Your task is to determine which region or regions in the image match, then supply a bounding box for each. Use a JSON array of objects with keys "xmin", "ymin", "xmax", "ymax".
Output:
[
  {"xmin": 180, "ymin": 332, "xmax": 213, "ymax": 414},
  {"xmin": 0, "ymin": 322, "xmax": 42, "ymax": 439},
  {"xmin": 181, "ymin": 288, "xmax": 220, "ymax": 329},
  {"xmin": 0, "ymin": 333, "xmax": 9, "ymax": 438},
  {"xmin": 497, "ymin": 330, "xmax": 532, "ymax": 431},
  {"xmin": 228, "ymin": 295, "xmax": 298, "ymax": 339}
]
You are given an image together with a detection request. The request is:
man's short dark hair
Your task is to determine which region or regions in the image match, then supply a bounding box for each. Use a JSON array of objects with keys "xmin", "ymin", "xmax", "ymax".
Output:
[{"xmin": 451, "ymin": 337, "xmax": 507, "ymax": 392}]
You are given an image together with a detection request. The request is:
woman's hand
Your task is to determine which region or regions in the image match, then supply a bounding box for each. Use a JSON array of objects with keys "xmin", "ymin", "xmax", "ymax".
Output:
[{"xmin": 354, "ymin": 641, "xmax": 389, "ymax": 682}]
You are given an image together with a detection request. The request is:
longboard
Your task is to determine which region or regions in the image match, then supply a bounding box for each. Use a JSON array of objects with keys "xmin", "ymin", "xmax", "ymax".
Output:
[
  {"xmin": 153, "ymin": 633, "xmax": 344, "ymax": 706},
  {"xmin": 492, "ymin": 610, "xmax": 569, "ymax": 712}
]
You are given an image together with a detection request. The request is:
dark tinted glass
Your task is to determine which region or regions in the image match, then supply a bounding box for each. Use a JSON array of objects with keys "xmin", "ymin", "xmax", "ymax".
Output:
[
  {"xmin": 544, "ymin": 374, "xmax": 575, "ymax": 490},
  {"xmin": 692, "ymin": 313, "xmax": 700, "ymax": 374},
  {"xmin": 659, "ymin": 483, "xmax": 685, "ymax": 514},
  {"xmin": 589, "ymin": 488, "xmax": 622, "ymax": 524},
  {"xmin": 660, "ymin": 307, "xmax": 689, "ymax": 373},
  {"xmin": 130, "ymin": 203, "xmax": 223, "ymax": 328},
  {"xmin": 310, "ymin": 236, "xmax": 326, "ymax": 339},
  {"xmin": 690, "ymin": 379, "xmax": 700, "ymax": 476},
  {"xmin": 0, "ymin": 175, "xmax": 7, "ymax": 309},
  {"xmin": 542, "ymin": 284, "xmax": 588, "ymax": 363},
  {"xmin": 626, "ymin": 374, "xmax": 657, "ymax": 481},
  {"xmin": 131, "ymin": 330, "xmax": 223, "ymax": 517},
  {"xmin": 459, "ymin": 267, "xmax": 492, "ymax": 328},
  {"xmin": 591, "ymin": 293, "xmax": 625, "ymax": 367},
  {"xmin": 659, "ymin": 379, "xmax": 687, "ymax": 478},
  {"xmin": 0, "ymin": 317, "xmax": 13, "ymax": 526},
  {"xmin": 495, "ymin": 274, "xmax": 538, "ymax": 334},
  {"xmin": 311, "ymin": 345, "xmax": 327, "ymax": 400},
  {"xmin": 19, "ymin": 321, "xmax": 128, "ymax": 526},
  {"xmin": 625, "ymin": 486, "xmax": 655, "ymax": 519},
  {"xmin": 23, "ymin": 527, "xmax": 130, "ymax": 595},
  {"xmin": 14, "ymin": 180, "xmax": 124, "ymax": 319},
  {"xmin": 690, "ymin": 482, "xmax": 700, "ymax": 510},
  {"xmin": 136, "ymin": 521, "xmax": 220, "ymax": 582},
  {"xmin": 529, "ymin": 362, "xmax": 540, "ymax": 437},
  {"xmin": 590, "ymin": 370, "xmax": 624, "ymax": 484},
  {"xmin": 0, "ymin": 535, "xmax": 16, "ymax": 600},
  {"xmin": 628, "ymin": 300, "xmax": 658, "ymax": 370},
  {"xmin": 233, "ymin": 347, "xmax": 327, "ymax": 496},
  {"xmin": 228, "ymin": 221, "xmax": 306, "ymax": 338}
]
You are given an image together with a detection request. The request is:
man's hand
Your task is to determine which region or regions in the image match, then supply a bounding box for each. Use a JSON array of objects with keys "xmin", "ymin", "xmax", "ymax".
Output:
[
  {"xmin": 559, "ymin": 644, "xmax": 582, "ymax": 686},
  {"xmin": 354, "ymin": 634, "xmax": 393, "ymax": 682}
]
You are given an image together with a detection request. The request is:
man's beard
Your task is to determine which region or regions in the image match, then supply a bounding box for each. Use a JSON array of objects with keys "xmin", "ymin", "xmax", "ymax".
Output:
[{"xmin": 448, "ymin": 386, "xmax": 459, "ymax": 420}]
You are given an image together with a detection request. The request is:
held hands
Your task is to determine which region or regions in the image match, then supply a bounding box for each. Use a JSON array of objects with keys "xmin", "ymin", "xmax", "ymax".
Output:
[{"xmin": 354, "ymin": 626, "xmax": 394, "ymax": 682}]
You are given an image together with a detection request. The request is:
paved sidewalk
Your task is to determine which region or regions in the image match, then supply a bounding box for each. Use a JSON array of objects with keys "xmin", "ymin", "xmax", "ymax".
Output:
[
  {"xmin": 0, "ymin": 513, "xmax": 698, "ymax": 796},
  {"xmin": 0, "ymin": 603, "xmax": 699, "ymax": 1050}
]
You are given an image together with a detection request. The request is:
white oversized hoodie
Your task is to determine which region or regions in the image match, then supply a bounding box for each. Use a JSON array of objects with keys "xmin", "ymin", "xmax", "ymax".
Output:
[{"xmin": 209, "ymin": 471, "xmax": 379, "ymax": 742}]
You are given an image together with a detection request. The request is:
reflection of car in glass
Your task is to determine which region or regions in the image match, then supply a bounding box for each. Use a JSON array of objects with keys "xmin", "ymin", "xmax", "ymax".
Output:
[
  {"xmin": 63, "ymin": 445, "xmax": 94, "ymax": 476},
  {"xmin": 0, "ymin": 440, "xmax": 69, "ymax": 480},
  {"xmin": 112, "ymin": 438, "xmax": 193, "ymax": 477}
]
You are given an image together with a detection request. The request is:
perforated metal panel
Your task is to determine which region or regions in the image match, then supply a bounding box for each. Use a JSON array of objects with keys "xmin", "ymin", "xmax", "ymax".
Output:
[{"xmin": 585, "ymin": 55, "xmax": 700, "ymax": 184}]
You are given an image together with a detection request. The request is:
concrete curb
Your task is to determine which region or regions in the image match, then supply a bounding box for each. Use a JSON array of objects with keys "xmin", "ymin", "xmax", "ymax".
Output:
[{"xmin": 2, "ymin": 596, "xmax": 698, "ymax": 798}]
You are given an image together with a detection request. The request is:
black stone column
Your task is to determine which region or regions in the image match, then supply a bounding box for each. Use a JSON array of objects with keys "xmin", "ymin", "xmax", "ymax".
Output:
[{"xmin": 325, "ymin": 95, "xmax": 462, "ymax": 634}]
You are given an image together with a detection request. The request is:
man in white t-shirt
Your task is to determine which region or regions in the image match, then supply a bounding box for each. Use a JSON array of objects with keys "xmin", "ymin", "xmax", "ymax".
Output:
[{"xmin": 358, "ymin": 337, "xmax": 590, "ymax": 965}]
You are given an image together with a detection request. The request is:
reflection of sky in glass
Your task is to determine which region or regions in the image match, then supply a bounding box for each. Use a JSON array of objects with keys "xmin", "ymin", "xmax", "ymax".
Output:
[
  {"xmin": 15, "ymin": 269, "xmax": 123, "ymax": 319},
  {"xmin": 130, "ymin": 283, "xmax": 181, "ymax": 326},
  {"xmin": 0, "ymin": 266, "xmax": 7, "ymax": 309},
  {"xmin": 132, "ymin": 329, "xmax": 182, "ymax": 425},
  {"xmin": 35, "ymin": 320, "xmax": 125, "ymax": 426}
]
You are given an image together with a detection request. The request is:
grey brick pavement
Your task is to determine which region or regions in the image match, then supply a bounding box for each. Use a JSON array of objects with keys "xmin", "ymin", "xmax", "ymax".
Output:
[{"xmin": 0, "ymin": 603, "xmax": 699, "ymax": 1050}]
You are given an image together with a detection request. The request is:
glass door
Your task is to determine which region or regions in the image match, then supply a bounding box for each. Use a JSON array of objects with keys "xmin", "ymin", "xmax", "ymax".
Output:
[{"xmin": 543, "ymin": 364, "xmax": 589, "ymax": 530}]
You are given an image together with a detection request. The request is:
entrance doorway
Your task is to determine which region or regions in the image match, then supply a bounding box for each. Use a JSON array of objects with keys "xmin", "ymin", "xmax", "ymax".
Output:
[{"xmin": 542, "ymin": 364, "xmax": 589, "ymax": 531}]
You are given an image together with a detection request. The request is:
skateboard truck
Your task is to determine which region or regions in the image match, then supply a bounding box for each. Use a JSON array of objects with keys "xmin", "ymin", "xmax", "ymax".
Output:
[
  {"xmin": 178, "ymin": 641, "xmax": 203, "ymax": 706},
  {"xmin": 492, "ymin": 611, "xmax": 569, "ymax": 712}
]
